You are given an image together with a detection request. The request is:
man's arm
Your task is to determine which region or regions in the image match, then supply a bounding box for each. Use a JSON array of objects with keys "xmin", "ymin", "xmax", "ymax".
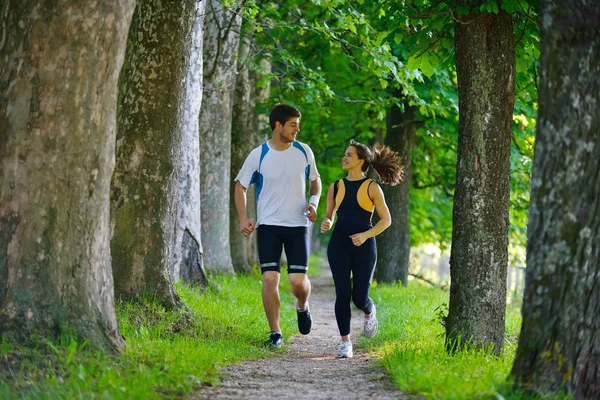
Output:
[
  {"xmin": 234, "ymin": 181, "xmax": 255, "ymax": 237},
  {"xmin": 304, "ymin": 177, "xmax": 322, "ymax": 222},
  {"xmin": 309, "ymin": 177, "xmax": 322, "ymax": 202}
]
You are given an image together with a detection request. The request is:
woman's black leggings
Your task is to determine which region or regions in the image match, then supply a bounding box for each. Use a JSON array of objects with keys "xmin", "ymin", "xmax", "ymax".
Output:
[{"xmin": 327, "ymin": 233, "xmax": 376, "ymax": 337}]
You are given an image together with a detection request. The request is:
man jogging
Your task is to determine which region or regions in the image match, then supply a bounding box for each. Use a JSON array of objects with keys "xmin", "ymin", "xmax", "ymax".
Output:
[{"xmin": 234, "ymin": 103, "xmax": 322, "ymax": 348}]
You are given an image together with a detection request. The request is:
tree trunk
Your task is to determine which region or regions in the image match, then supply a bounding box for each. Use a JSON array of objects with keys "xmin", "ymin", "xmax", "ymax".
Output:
[
  {"xmin": 230, "ymin": 39, "xmax": 271, "ymax": 273},
  {"xmin": 111, "ymin": 0, "xmax": 198, "ymax": 308},
  {"xmin": 199, "ymin": 0, "xmax": 241, "ymax": 273},
  {"xmin": 174, "ymin": 1, "xmax": 209, "ymax": 287},
  {"xmin": 445, "ymin": 6, "xmax": 515, "ymax": 356},
  {"xmin": 246, "ymin": 58, "xmax": 272, "ymax": 267},
  {"xmin": 0, "ymin": 0, "xmax": 134, "ymax": 353},
  {"xmin": 376, "ymin": 103, "xmax": 417, "ymax": 285},
  {"xmin": 511, "ymin": 1, "xmax": 600, "ymax": 397},
  {"xmin": 230, "ymin": 33, "xmax": 255, "ymax": 274}
]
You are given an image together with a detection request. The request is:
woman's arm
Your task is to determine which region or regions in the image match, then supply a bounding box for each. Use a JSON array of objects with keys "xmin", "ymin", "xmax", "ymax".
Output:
[{"xmin": 320, "ymin": 183, "xmax": 336, "ymax": 233}]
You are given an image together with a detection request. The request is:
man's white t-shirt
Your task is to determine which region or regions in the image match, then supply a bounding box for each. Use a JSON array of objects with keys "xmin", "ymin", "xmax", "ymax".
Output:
[{"xmin": 235, "ymin": 141, "xmax": 320, "ymax": 227}]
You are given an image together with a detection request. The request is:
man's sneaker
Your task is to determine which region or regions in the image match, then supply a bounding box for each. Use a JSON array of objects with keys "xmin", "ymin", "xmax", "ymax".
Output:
[
  {"xmin": 337, "ymin": 341, "xmax": 353, "ymax": 358},
  {"xmin": 264, "ymin": 332, "xmax": 283, "ymax": 348},
  {"xmin": 297, "ymin": 305, "xmax": 312, "ymax": 335},
  {"xmin": 363, "ymin": 304, "xmax": 378, "ymax": 338}
]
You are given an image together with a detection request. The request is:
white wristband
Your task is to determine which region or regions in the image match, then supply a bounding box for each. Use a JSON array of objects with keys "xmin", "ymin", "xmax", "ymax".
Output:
[{"xmin": 309, "ymin": 195, "xmax": 319, "ymax": 208}]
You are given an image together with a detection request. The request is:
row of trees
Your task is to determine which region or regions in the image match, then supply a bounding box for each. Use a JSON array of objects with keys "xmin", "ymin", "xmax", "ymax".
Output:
[{"xmin": 1, "ymin": 0, "xmax": 598, "ymax": 397}]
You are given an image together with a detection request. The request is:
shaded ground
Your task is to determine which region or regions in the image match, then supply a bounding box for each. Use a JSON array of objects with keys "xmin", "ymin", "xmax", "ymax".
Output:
[{"xmin": 193, "ymin": 262, "xmax": 412, "ymax": 399}]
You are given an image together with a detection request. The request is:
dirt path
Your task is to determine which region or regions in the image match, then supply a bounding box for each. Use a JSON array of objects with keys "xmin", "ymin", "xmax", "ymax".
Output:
[{"xmin": 193, "ymin": 262, "xmax": 411, "ymax": 400}]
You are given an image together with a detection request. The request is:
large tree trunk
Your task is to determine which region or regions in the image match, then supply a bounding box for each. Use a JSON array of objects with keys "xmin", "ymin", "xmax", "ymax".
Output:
[
  {"xmin": 174, "ymin": 1, "xmax": 209, "ymax": 287},
  {"xmin": 111, "ymin": 0, "xmax": 198, "ymax": 308},
  {"xmin": 445, "ymin": 6, "xmax": 515, "ymax": 356},
  {"xmin": 246, "ymin": 58, "xmax": 272, "ymax": 266},
  {"xmin": 230, "ymin": 33, "xmax": 256, "ymax": 274},
  {"xmin": 376, "ymin": 103, "xmax": 417, "ymax": 286},
  {"xmin": 199, "ymin": 0, "xmax": 241, "ymax": 273},
  {"xmin": 0, "ymin": 0, "xmax": 134, "ymax": 353},
  {"xmin": 511, "ymin": 1, "xmax": 600, "ymax": 398},
  {"xmin": 230, "ymin": 36, "xmax": 271, "ymax": 273}
]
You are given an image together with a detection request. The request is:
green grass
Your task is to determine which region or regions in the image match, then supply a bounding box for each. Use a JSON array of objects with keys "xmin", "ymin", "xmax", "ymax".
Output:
[
  {"xmin": 309, "ymin": 253, "xmax": 328, "ymax": 276},
  {"xmin": 0, "ymin": 271, "xmax": 296, "ymax": 399},
  {"xmin": 0, "ymin": 263, "xmax": 571, "ymax": 399},
  {"xmin": 361, "ymin": 280, "xmax": 570, "ymax": 400}
]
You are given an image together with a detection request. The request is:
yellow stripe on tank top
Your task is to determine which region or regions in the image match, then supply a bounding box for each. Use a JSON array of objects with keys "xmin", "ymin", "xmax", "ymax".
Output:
[{"xmin": 357, "ymin": 179, "xmax": 375, "ymax": 212}]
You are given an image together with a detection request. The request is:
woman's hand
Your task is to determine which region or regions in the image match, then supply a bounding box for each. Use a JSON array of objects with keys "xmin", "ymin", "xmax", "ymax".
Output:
[
  {"xmin": 321, "ymin": 217, "xmax": 333, "ymax": 233},
  {"xmin": 349, "ymin": 232, "xmax": 369, "ymax": 247}
]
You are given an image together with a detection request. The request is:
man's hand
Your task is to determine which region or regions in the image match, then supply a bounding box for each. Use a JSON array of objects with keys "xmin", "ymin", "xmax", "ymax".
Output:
[
  {"xmin": 240, "ymin": 218, "xmax": 255, "ymax": 237},
  {"xmin": 304, "ymin": 203, "xmax": 317, "ymax": 222}
]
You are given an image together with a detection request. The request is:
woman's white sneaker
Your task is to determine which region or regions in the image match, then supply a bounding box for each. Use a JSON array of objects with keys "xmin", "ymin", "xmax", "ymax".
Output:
[
  {"xmin": 337, "ymin": 341, "xmax": 353, "ymax": 358},
  {"xmin": 363, "ymin": 304, "xmax": 378, "ymax": 338}
]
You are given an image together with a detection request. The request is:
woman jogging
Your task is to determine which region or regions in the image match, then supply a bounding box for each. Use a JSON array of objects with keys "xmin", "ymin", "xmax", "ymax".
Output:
[{"xmin": 320, "ymin": 140, "xmax": 403, "ymax": 358}]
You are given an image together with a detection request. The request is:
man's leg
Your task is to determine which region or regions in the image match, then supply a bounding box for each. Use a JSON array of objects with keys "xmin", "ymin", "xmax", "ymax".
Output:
[
  {"xmin": 257, "ymin": 225, "xmax": 284, "ymax": 336},
  {"xmin": 262, "ymin": 271, "xmax": 282, "ymax": 332},
  {"xmin": 289, "ymin": 273, "xmax": 311, "ymax": 310},
  {"xmin": 284, "ymin": 226, "xmax": 312, "ymax": 334}
]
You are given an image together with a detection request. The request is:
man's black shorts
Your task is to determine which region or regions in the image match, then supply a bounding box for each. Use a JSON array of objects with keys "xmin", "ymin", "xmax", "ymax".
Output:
[{"xmin": 257, "ymin": 225, "xmax": 309, "ymax": 274}]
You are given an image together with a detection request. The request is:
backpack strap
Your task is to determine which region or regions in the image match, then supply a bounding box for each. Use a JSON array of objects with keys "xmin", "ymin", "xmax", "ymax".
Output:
[
  {"xmin": 258, "ymin": 142, "xmax": 270, "ymax": 172},
  {"xmin": 292, "ymin": 141, "xmax": 310, "ymax": 181},
  {"xmin": 249, "ymin": 142, "xmax": 270, "ymax": 201}
]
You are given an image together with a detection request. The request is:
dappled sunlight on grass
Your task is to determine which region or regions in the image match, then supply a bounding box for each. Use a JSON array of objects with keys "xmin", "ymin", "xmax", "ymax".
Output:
[
  {"xmin": 367, "ymin": 282, "xmax": 522, "ymax": 400},
  {"xmin": 0, "ymin": 272, "xmax": 295, "ymax": 399}
]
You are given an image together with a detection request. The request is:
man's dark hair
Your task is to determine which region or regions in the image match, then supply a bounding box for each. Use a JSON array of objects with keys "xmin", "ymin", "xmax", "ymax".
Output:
[{"xmin": 269, "ymin": 103, "xmax": 301, "ymax": 130}]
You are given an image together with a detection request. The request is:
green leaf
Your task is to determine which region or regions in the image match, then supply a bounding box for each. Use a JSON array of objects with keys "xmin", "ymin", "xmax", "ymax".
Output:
[
  {"xmin": 394, "ymin": 32, "xmax": 404, "ymax": 45},
  {"xmin": 456, "ymin": 6, "xmax": 471, "ymax": 15},
  {"xmin": 491, "ymin": 1, "xmax": 499, "ymax": 14},
  {"xmin": 501, "ymin": 0, "xmax": 520, "ymax": 13},
  {"xmin": 407, "ymin": 55, "xmax": 420, "ymax": 71},
  {"xmin": 377, "ymin": 30, "xmax": 391, "ymax": 46},
  {"xmin": 420, "ymin": 55, "xmax": 434, "ymax": 78}
]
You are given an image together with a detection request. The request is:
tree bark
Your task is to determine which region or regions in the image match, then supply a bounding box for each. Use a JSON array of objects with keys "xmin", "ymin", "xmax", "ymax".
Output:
[
  {"xmin": 445, "ymin": 6, "xmax": 515, "ymax": 356},
  {"xmin": 511, "ymin": 1, "xmax": 600, "ymax": 398},
  {"xmin": 174, "ymin": 1, "xmax": 208, "ymax": 287},
  {"xmin": 376, "ymin": 103, "xmax": 417, "ymax": 285},
  {"xmin": 230, "ymin": 36, "xmax": 271, "ymax": 273},
  {"xmin": 199, "ymin": 0, "xmax": 241, "ymax": 273},
  {"xmin": 230, "ymin": 33, "xmax": 256, "ymax": 274},
  {"xmin": 0, "ymin": 0, "xmax": 134, "ymax": 353},
  {"xmin": 246, "ymin": 58, "xmax": 272, "ymax": 266},
  {"xmin": 111, "ymin": 0, "xmax": 198, "ymax": 308}
]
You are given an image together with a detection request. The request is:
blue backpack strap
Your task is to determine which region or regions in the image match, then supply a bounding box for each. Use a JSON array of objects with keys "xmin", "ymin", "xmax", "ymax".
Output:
[
  {"xmin": 258, "ymin": 142, "xmax": 269, "ymax": 171},
  {"xmin": 292, "ymin": 141, "xmax": 310, "ymax": 181},
  {"xmin": 249, "ymin": 142, "xmax": 269, "ymax": 202},
  {"xmin": 249, "ymin": 142, "xmax": 269, "ymax": 186}
]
